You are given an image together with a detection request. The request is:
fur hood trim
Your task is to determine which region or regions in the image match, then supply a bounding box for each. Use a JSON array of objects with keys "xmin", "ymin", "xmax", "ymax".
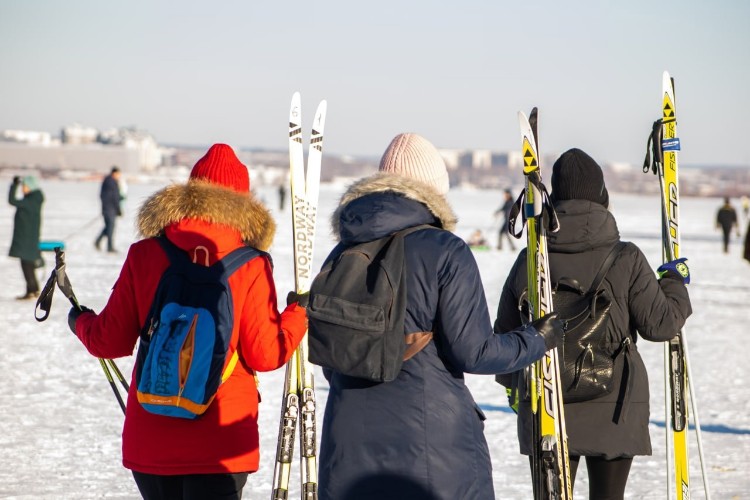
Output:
[
  {"xmin": 331, "ymin": 172, "xmax": 457, "ymax": 236},
  {"xmin": 137, "ymin": 180, "xmax": 275, "ymax": 250}
]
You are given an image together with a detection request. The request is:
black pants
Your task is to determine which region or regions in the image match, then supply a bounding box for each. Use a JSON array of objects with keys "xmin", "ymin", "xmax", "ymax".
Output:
[
  {"xmin": 97, "ymin": 213, "xmax": 117, "ymax": 251},
  {"xmin": 132, "ymin": 471, "xmax": 248, "ymax": 500},
  {"xmin": 569, "ymin": 455, "xmax": 633, "ymax": 500},
  {"xmin": 721, "ymin": 227, "xmax": 731, "ymax": 253},
  {"xmin": 497, "ymin": 222, "xmax": 516, "ymax": 250},
  {"xmin": 20, "ymin": 259, "xmax": 39, "ymax": 294},
  {"xmin": 529, "ymin": 455, "xmax": 632, "ymax": 500}
]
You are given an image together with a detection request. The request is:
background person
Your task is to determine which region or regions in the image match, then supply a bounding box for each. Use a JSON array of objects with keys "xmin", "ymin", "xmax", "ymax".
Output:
[
  {"xmin": 8, "ymin": 175, "xmax": 44, "ymax": 300},
  {"xmin": 716, "ymin": 196, "xmax": 739, "ymax": 254},
  {"xmin": 494, "ymin": 188, "xmax": 516, "ymax": 250},
  {"xmin": 95, "ymin": 166, "xmax": 122, "ymax": 253}
]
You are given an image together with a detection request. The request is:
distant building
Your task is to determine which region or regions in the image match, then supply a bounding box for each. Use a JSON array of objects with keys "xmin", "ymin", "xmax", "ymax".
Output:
[
  {"xmin": 472, "ymin": 150, "xmax": 492, "ymax": 170},
  {"xmin": 0, "ymin": 124, "xmax": 165, "ymax": 173},
  {"xmin": 61, "ymin": 124, "xmax": 98, "ymax": 145},
  {"xmin": 1, "ymin": 129, "xmax": 55, "ymax": 146}
]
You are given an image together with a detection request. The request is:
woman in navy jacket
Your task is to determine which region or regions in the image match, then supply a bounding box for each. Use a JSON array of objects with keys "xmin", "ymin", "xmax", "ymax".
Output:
[{"xmin": 317, "ymin": 133, "xmax": 563, "ymax": 500}]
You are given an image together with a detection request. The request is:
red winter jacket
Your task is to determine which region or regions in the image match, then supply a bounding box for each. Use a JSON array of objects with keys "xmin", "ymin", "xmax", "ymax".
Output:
[{"xmin": 75, "ymin": 181, "xmax": 307, "ymax": 475}]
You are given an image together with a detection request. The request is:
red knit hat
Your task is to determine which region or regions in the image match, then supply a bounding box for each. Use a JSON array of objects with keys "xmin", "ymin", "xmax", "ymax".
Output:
[{"xmin": 190, "ymin": 144, "xmax": 250, "ymax": 193}]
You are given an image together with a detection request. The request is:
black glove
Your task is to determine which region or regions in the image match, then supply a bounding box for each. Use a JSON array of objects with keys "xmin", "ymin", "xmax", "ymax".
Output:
[
  {"xmin": 530, "ymin": 312, "xmax": 565, "ymax": 351},
  {"xmin": 68, "ymin": 305, "xmax": 94, "ymax": 334},
  {"xmin": 286, "ymin": 291, "xmax": 310, "ymax": 308}
]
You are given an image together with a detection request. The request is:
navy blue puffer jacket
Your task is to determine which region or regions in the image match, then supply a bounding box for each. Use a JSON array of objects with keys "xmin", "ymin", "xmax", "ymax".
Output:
[{"xmin": 317, "ymin": 174, "xmax": 548, "ymax": 500}]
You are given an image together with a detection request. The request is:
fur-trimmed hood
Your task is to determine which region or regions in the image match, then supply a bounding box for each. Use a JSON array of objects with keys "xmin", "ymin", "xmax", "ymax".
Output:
[
  {"xmin": 137, "ymin": 180, "xmax": 275, "ymax": 251},
  {"xmin": 331, "ymin": 173, "xmax": 457, "ymax": 239}
]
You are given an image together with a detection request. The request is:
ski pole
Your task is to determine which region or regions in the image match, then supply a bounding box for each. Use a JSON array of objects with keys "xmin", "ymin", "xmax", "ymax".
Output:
[
  {"xmin": 682, "ymin": 330, "xmax": 712, "ymax": 499},
  {"xmin": 99, "ymin": 358, "xmax": 126, "ymax": 414},
  {"xmin": 35, "ymin": 247, "xmax": 128, "ymax": 415}
]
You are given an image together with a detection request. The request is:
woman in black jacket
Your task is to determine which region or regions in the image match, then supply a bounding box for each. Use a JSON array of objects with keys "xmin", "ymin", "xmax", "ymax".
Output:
[
  {"xmin": 495, "ymin": 149, "xmax": 692, "ymax": 499},
  {"xmin": 8, "ymin": 175, "xmax": 44, "ymax": 300},
  {"xmin": 317, "ymin": 133, "xmax": 564, "ymax": 500}
]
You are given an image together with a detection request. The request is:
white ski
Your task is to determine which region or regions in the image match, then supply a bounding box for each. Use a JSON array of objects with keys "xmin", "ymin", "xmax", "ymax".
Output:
[{"xmin": 272, "ymin": 92, "xmax": 326, "ymax": 500}]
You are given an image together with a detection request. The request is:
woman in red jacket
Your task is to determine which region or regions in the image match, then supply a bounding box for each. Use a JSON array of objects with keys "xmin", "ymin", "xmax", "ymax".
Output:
[{"xmin": 68, "ymin": 144, "xmax": 308, "ymax": 499}]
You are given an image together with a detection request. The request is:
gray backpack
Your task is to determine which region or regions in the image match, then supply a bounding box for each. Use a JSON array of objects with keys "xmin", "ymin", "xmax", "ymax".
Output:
[{"xmin": 308, "ymin": 225, "xmax": 433, "ymax": 382}]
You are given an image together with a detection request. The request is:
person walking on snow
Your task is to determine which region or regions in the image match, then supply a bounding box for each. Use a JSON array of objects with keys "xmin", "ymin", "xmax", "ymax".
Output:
[
  {"xmin": 494, "ymin": 148, "xmax": 692, "ymax": 500},
  {"xmin": 494, "ymin": 188, "xmax": 516, "ymax": 250},
  {"xmin": 95, "ymin": 166, "xmax": 123, "ymax": 253},
  {"xmin": 716, "ymin": 196, "xmax": 739, "ymax": 254},
  {"xmin": 8, "ymin": 175, "xmax": 44, "ymax": 300},
  {"xmin": 316, "ymin": 133, "xmax": 564, "ymax": 500},
  {"xmin": 67, "ymin": 144, "xmax": 309, "ymax": 500}
]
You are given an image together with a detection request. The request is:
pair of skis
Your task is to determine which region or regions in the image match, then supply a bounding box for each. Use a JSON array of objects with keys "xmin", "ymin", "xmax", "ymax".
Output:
[
  {"xmin": 271, "ymin": 93, "xmax": 326, "ymax": 500},
  {"xmin": 516, "ymin": 108, "xmax": 572, "ymax": 499},
  {"xmin": 644, "ymin": 71, "xmax": 711, "ymax": 500}
]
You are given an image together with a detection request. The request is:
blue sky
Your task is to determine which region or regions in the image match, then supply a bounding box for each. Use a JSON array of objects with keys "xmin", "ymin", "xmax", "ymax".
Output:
[{"xmin": 1, "ymin": 1, "xmax": 748, "ymax": 166}]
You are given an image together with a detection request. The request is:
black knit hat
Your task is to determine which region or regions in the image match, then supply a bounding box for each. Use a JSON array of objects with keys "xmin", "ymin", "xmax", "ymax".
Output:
[{"xmin": 550, "ymin": 148, "xmax": 609, "ymax": 207}]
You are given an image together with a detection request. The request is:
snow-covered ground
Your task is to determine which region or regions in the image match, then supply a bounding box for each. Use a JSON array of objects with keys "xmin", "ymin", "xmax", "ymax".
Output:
[{"xmin": 1, "ymin": 178, "xmax": 748, "ymax": 499}]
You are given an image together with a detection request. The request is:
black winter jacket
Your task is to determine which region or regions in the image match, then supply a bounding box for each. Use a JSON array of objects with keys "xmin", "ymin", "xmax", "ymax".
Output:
[
  {"xmin": 318, "ymin": 174, "xmax": 548, "ymax": 500},
  {"xmin": 495, "ymin": 199, "xmax": 691, "ymax": 458},
  {"xmin": 8, "ymin": 182, "xmax": 43, "ymax": 262}
]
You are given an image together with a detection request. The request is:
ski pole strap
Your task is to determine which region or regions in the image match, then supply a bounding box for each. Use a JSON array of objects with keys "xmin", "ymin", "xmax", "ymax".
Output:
[
  {"xmin": 34, "ymin": 246, "xmax": 79, "ymax": 322},
  {"xmin": 507, "ymin": 184, "xmax": 560, "ymax": 240},
  {"xmin": 642, "ymin": 117, "xmax": 675, "ymax": 175},
  {"xmin": 507, "ymin": 189, "xmax": 526, "ymax": 239},
  {"xmin": 35, "ymin": 268, "xmax": 57, "ymax": 322}
]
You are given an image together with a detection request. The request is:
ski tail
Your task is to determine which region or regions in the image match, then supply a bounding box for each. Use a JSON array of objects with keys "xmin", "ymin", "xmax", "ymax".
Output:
[{"xmin": 518, "ymin": 108, "xmax": 572, "ymax": 500}]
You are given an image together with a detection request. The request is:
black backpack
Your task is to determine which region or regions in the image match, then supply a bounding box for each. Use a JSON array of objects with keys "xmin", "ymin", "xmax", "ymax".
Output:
[
  {"xmin": 551, "ymin": 242, "xmax": 627, "ymax": 403},
  {"xmin": 307, "ymin": 225, "xmax": 434, "ymax": 382}
]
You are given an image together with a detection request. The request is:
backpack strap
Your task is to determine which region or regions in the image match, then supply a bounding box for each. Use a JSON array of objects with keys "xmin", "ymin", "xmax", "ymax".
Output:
[
  {"xmin": 404, "ymin": 331, "xmax": 433, "ymax": 361},
  {"xmin": 394, "ymin": 223, "xmax": 436, "ymax": 239},
  {"xmin": 587, "ymin": 241, "xmax": 627, "ymax": 293},
  {"xmin": 588, "ymin": 241, "xmax": 632, "ymax": 422},
  {"xmin": 217, "ymin": 245, "xmax": 268, "ymax": 276},
  {"xmin": 396, "ymin": 224, "xmax": 440, "ymax": 362}
]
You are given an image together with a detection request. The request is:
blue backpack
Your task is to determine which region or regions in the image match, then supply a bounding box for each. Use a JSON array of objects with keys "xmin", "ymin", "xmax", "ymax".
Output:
[{"xmin": 135, "ymin": 236, "xmax": 264, "ymax": 419}]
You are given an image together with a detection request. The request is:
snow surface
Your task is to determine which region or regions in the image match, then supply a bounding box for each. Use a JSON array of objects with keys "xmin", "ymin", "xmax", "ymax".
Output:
[{"xmin": 1, "ymin": 178, "xmax": 748, "ymax": 499}]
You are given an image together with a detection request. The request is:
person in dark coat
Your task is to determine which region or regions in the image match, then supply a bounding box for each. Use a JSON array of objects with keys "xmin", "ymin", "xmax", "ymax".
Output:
[
  {"xmin": 744, "ymin": 218, "xmax": 750, "ymax": 263},
  {"xmin": 95, "ymin": 166, "xmax": 122, "ymax": 253},
  {"xmin": 494, "ymin": 188, "xmax": 516, "ymax": 250},
  {"xmin": 317, "ymin": 133, "xmax": 564, "ymax": 500},
  {"xmin": 716, "ymin": 196, "xmax": 739, "ymax": 253},
  {"xmin": 494, "ymin": 148, "xmax": 692, "ymax": 499},
  {"xmin": 8, "ymin": 175, "xmax": 44, "ymax": 300}
]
